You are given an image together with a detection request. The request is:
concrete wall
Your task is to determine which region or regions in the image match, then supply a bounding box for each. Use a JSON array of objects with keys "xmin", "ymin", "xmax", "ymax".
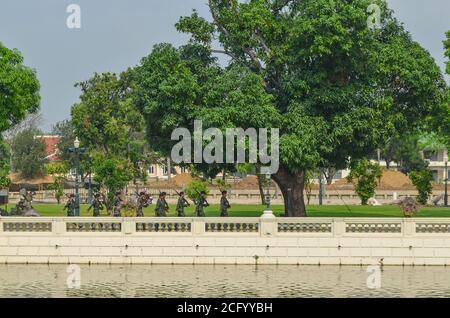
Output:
[{"xmin": 1, "ymin": 215, "xmax": 450, "ymax": 265}]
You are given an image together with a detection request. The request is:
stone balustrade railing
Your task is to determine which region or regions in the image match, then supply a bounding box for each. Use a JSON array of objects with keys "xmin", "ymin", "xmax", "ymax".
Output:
[
  {"xmin": 2, "ymin": 215, "xmax": 450, "ymax": 265},
  {"xmin": 1, "ymin": 216, "xmax": 450, "ymax": 236}
]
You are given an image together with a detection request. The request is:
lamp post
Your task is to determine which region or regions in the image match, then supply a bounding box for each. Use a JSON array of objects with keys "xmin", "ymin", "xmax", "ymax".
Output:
[
  {"xmin": 265, "ymin": 172, "xmax": 271, "ymax": 210},
  {"xmin": 69, "ymin": 137, "xmax": 86, "ymax": 217},
  {"xmin": 445, "ymin": 161, "xmax": 448, "ymax": 207}
]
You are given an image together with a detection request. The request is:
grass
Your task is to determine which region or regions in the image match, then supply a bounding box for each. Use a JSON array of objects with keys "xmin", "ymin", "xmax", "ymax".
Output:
[{"xmin": 2, "ymin": 203, "xmax": 450, "ymax": 217}]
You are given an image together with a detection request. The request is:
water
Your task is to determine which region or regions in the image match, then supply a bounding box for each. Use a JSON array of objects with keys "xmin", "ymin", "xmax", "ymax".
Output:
[{"xmin": 0, "ymin": 264, "xmax": 449, "ymax": 298}]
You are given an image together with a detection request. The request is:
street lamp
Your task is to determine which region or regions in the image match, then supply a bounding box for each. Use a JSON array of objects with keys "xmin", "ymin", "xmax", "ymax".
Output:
[
  {"xmin": 265, "ymin": 172, "xmax": 271, "ymax": 210},
  {"xmin": 69, "ymin": 137, "xmax": 86, "ymax": 216},
  {"xmin": 445, "ymin": 161, "xmax": 448, "ymax": 207}
]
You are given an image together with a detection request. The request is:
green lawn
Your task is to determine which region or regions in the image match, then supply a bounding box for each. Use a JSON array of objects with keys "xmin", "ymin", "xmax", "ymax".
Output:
[{"xmin": 2, "ymin": 203, "xmax": 450, "ymax": 217}]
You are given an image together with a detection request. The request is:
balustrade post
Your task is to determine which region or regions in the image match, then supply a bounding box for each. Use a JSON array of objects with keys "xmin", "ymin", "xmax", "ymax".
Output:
[
  {"xmin": 123, "ymin": 219, "xmax": 136, "ymax": 235},
  {"xmin": 333, "ymin": 218, "xmax": 346, "ymax": 237},
  {"xmin": 260, "ymin": 209, "xmax": 277, "ymax": 237},
  {"xmin": 402, "ymin": 218, "xmax": 415, "ymax": 236},
  {"xmin": 53, "ymin": 219, "xmax": 67, "ymax": 235},
  {"xmin": 192, "ymin": 218, "xmax": 205, "ymax": 235}
]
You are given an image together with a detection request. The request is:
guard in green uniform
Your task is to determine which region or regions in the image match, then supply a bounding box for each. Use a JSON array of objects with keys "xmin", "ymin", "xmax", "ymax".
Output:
[
  {"xmin": 155, "ymin": 192, "xmax": 169, "ymax": 217},
  {"xmin": 220, "ymin": 190, "xmax": 231, "ymax": 217},
  {"xmin": 64, "ymin": 194, "xmax": 77, "ymax": 217},
  {"xmin": 195, "ymin": 191, "xmax": 209, "ymax": 217},
  {"xmin": 88, "ymin": 193, "xmax": 104, "ymax": 217},
  {"xmin": 176, "ymin": 191, "xmax": 190, "ymax": 217}
]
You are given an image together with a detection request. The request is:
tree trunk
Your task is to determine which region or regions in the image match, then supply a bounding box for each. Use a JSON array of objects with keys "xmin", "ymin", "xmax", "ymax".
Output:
[
  {"xmin": 272, "ymin": 166, "xmax": 307, "ymax": 217},
  {"xmin": 167, "ymin": 158, "xmax": 171, "ymax": 181},
  {"xmin": 257, "ymin": 174, "xmax": 266, "ymax": 205}
]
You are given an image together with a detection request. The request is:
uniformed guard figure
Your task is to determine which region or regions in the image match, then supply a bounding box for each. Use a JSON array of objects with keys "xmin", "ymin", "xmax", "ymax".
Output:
[
  {"xmin": 195, "ymin": 191, "xmax": 209, "ymax": 217},
  {"xmin": 113, "ymin": 191, "xmax": 123, "ymax": 217},
  {"xmin": 220, "ymin": 190, "xmax": 231, "ymax": 217},
  {"xmin": 176, "ymin": 191, "xmax": 190, "ymax": 217},
  {"xmin": 136, "ymin": 191, "xmax": 149, "ymax": 217},
  {"xmin": 88, "ymin": 193, "xmax": 104, "ymax": 217},
  {"xmin": 63, "ymin": 194, "xmax": 77, "ymax": 217},
  {"xmin": 155, "ymin": 192, "xmax": 169, "ymax": 217}
]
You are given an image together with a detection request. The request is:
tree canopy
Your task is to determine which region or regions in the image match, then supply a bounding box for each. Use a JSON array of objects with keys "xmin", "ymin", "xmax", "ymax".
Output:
[
  {"xmin": 133, "ymin": 0, "xmax": 446, "ymax": 216},
  {"xmin": 0, "ymin": 43, "xmax": 40, "ymax": 187},
  {"xmin": 11, "ymin": 128, "xmax": 47, "ymax": 179},
  {"xmin": 0, "ymin": 43, "xmax": 40, "ymax": 134}
]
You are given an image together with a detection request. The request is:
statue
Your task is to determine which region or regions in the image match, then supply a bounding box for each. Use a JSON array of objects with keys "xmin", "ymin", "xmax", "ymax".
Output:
[
  {"xmin": 195, "ymin": 191, "xmax": 209, "ymax": 217},
  {"xmin": 220, "ymin": 190, "xmax": 231, "ymax": 217},
  {"xmin": 11, "ymin": 189, "xmax": 40, "ymax": 217},
  {"xmin": 87, "ymin": 193, "xmax": 105, "ymax": 217},
  {"xmin": 135, "ymin": 191, "xmax": 151, "ymax": 217},
  {"xmin": 63, "ymin": 194, "xmax": 78, "ymax": 217},
  {"xmin": 175, "ymin": 191, "xmax": 190, "ymax": 217},
  {"xmin": 155, "ymin": 192, "xmax": 169, "ymax": 217}
]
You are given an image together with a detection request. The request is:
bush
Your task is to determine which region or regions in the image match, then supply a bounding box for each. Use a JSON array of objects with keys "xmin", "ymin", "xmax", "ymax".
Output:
[
  {"xmin": 347, "ymin": 159, "xmax": 382, "ymax": 205},
  {"xmin": 409, "ymin": 168, "xmax": 433, "ymax": 205},
  {"xmin": 398, "ymin": 197, "xmax": 419, "ymax": 217},
  {"xmin": 185, "ymin": 179, "xmax": 209, "ymax": 202}
]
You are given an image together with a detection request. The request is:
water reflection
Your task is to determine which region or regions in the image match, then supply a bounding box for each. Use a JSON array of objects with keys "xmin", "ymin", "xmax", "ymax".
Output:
[{"xmin": 0, "ymin": 264, "xmax": 449, "ymax": 298}]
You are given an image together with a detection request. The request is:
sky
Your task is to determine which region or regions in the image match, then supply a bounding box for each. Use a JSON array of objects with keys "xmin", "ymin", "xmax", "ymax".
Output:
[{"xmin": 0, "ymin": 0, "xmax": 449, "ymax": 132}]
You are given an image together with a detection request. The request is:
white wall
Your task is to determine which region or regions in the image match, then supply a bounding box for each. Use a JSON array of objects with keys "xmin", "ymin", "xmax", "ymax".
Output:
[{"xmin": 1, "ymin": 216, "xmax": 450, "ymax": 265}]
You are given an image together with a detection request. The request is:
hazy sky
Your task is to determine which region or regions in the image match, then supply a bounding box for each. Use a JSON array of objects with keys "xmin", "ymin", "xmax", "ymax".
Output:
[{"xmin": 0, "ymin": 0, "xmax": 449, "ymax": 132}]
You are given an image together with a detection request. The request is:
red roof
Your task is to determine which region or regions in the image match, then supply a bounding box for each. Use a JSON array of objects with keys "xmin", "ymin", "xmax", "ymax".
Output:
[{"xmin": 37, "ymin": 135, "xmax": 61, "ymax": 161}]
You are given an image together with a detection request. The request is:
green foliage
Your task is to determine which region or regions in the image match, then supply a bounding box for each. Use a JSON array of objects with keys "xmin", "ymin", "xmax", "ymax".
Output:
[
  {"xmin": 444, "ymin": 31, "xmax": 450, "ymax": 75},
  {"xmin": 216, "ymin": 178, "xmax": 231, "ymax": 192},
  {"xmin": 72, "ymin": 71, "xmax": 144, "ymax": 156},
  {"xmin": 11, "ymin": 128, "xmax": 47, "ymax": 179},
  {"xmin": 409, "ymin": 169, "xmax": 433, "ymax": 205},
  {"xmin": 91, "ymin": 153, "xmax": 135, "ymax": 200},
  {"xmin": 46, "ymin": 161, "xmax": 69, "ymax": 204},
  {"xmin": 71, "ymin": 71, "xmax": 149, "ymax": 195},
  {"xmin": 380, "ymin": 133, "xmax": 428, "ymax": 173},
  {"xmin": 0, "ymin": 43, "xmax": 40, "ymax": 134},
  {"xmin": 347, "ymin": 159, "xmax": 383, "ymax": 205},
  {"xmin": 52, "ymin": 120, "xmax": 77, "ymax": 163},
  {"xmin": 185, "ymin": 179, "xmax": 209, "ymax": 202},
  {"xmin": 133, "ymin": 1, "xmax": 446, "ymax": 216},
  {"xmin": 0, "ymin": 140, "xmax": 11, "ymax": 188}
]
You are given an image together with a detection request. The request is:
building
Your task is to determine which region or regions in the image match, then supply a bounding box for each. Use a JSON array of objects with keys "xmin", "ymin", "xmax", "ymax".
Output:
[{"xmin": 36, "ymin": 135, "xmax": 61, "ymax": 162}]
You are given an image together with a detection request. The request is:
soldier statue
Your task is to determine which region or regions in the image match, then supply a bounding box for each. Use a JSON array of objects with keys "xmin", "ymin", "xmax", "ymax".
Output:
[
  {"xmin": 13, "ymin": 189, "xmax": 40, "ymax": 217},
  {"xmin": 176, "ymin": 191, "xmax": 190, "ymax": 217},
  {"xmin": 63, "ymin": 194, "xmax": 77, "ymax": 217},
  {"xmin": 220, "ymin": 190, "xmax": 231, "ymax": 217},
  {"xmin": 88, "ymin": 193, "xmax": 104, "ymax": 217},
  {"xmin": 195, "ymin": 191, "xmax": 209, "ymax": 217},
  {"xmin": 155, "ymin": 192, "xmax": 169, "ymax": 217},
  {"xmin": 113, "ymin": 191, "xmax": 123, "ymax": 217},
  {"xmin": 136, "ymin": 191, "xmax": 150, "ymax": 217}
]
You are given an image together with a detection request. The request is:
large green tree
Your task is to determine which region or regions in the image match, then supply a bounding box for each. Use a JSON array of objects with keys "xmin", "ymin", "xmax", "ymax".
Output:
[
  {"xmin": 11, "ymin": 128, "xmax": 47, "ymax": 179},
  {"xmin": 133, "ymin": 0, "xmax": 446, "ymax": 216},
  {"xmin": 71, "ymin": 72, "xmax": 149, "ymax": 201},
  {"xmin": 0, "ymin": 43, "xmax": 40, "ymax": 186}
]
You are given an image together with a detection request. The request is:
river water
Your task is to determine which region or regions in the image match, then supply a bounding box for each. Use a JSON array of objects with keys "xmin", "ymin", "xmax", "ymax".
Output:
[{"xmin": 0, "ymin": 264, "xmax": 449, "ymax": 298}]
